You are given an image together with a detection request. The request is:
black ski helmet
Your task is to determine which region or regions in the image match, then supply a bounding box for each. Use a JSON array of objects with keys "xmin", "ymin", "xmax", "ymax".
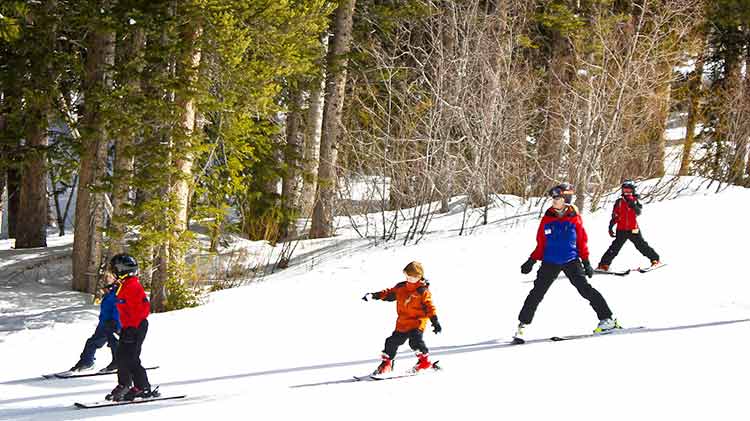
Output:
[
  {"xmin": 549, "ymin": 182, "xmax": 575, "ymax": 204},
  {"xmin": 109, "ymin": 253, "xmax": 138, "ymax": 278},
  {"xmin": 621, "ymin": 180, "xmax": 636, "ymax": 192}
]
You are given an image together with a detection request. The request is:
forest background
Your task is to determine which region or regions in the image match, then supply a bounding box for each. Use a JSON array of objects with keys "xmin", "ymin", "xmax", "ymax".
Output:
[{"xmin": 1, "ymin": 0, "xmax": 748, "ymax": 311}]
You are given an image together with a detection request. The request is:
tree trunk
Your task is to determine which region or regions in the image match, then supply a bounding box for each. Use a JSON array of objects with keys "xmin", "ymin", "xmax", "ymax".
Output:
[
  {"xmin": 300, "ymin": 37, "xmax": 328, "ymax": 217},
  {"xmin": 173, "ymin": 24, "xmax": 202, "ymax": 234},
  {"xmin": 714, "ymin": 51, "xmax": 741, "ymax": 181},
  {"xmin": 645, "ymin": 61, "xmax": 670, "ymax": 178},
  {"xmin": 0, "ymin": 174, "xmax": 4, "ymax": 237},
  {"xmin": 13, "ymin": 0, "xmax": 58, "ymax": 249},
  {"xmin": 300, "ymin": 81, "xmax": 324, "ymax": 216},
  {"xmin": 310, "ymin": 0, "xmax": 357, "ymax": 239},
  {"xmin": 15, "ymin": 105, "xmax": 49, "ymax": 249},
  {"xmin": 732, "ymin": 37, "xmax": 750, "ymax": 184},
  {"xmin": 0, "ymin": 107, "xmax": 7, "ymax": 237},
  {"xmin": 679, "ymin": 57, "xmax": 703, "ymax": 176},
  {"xmin": 72, "ymin": 27, "xmax": 116, "ymax": 292},
  {"xmin": 7, "ymin": 167, "xmax": 20, "ymax": 238},
  {"xmin": 281, "ymin": 88, "xmax": 305, "ymax": 239},
  {"xmin": 151, "ymin": 19, "xmax": 202, "ymax": 313}
]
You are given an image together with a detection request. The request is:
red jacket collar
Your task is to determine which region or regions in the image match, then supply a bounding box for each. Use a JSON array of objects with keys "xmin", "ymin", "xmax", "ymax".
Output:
[{"xmin": 545, "ymin": 204, "xmax": 578, "ymax": 218}]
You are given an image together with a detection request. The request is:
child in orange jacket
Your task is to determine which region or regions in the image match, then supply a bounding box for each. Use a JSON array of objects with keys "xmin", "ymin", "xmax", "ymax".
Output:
[{"xmin": 362, "ymin": 261, "xmax": 442, "ymax": 375}]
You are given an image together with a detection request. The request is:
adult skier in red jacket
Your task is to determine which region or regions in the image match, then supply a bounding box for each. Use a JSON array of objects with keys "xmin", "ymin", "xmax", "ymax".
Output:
[
  {"xmin": 596, "ymin": 180, "xmax": 660, "ymax": 270},
  {"xmin": 105, "ymin": 253, "xmax": 158, "ymax": 402},
  {"xmin": 513, "ymin": 183, "xmax": 618, "ymax": 343}
]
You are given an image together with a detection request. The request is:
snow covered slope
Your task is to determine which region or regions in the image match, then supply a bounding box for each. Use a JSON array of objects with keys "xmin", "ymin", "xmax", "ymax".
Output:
[{"xmin": 1, "ymin": 176, "xmax": 748, "ymax": 421}]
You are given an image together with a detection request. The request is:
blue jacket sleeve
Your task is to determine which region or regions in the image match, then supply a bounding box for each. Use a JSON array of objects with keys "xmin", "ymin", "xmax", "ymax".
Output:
[{"xmin": 99, "ymin": 289, "xmax": 121, "ymax": 330}]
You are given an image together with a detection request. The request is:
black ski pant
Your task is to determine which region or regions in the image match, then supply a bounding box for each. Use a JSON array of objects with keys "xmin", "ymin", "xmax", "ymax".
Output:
[
  {"xmin": 116, "ymin": 319, "xmax": 149, "ymax": 390},
  {"xmin": 518, "ymin": 260, "xmax": 612, "ymax": 325},
  {"xmin": 382, "ymin": 329, "xmax": 428, "ymax": 359},
  {"xmin": 599, "ymin": 230, "xmax": 659, "ymax": 266}
]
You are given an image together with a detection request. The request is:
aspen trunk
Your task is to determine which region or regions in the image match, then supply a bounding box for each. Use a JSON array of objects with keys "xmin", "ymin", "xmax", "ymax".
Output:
[
  {"xmin": 281, "ymin": 88, "xmax": 305, "ymax": 239},
  {"xmin": 151, "ymin": 20, "xmax": 202, "ymax": 312},
  {"xmin": 310, "ymin": 0, "xmax": 357, "ymax": 238},
  {"xmin": 300, "ymin": 36, "xmax": 328, "ymax": 217}
]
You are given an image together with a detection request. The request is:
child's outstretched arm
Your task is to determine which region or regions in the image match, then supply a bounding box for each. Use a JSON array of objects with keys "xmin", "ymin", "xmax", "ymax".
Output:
[{"xmin": 362, "ymin": 286, "xmax": 397, "ymax": 302}]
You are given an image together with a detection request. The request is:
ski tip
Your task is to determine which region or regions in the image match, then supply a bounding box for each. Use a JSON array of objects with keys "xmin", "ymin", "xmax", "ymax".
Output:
[
  {"xmin": 594, "ymin": 269, "xmax": 630, "ymax": 276},
  {"xmin": 74, "ymin": 394, "xmax": 186, "ymax": 409},
  {"xmin": 54, "ymin": 372, "xmax": 75, "ymax": 378}
]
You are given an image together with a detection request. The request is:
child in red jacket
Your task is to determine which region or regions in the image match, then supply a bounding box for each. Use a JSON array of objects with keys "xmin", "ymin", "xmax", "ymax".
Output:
[
  {"xmin": 105, "ymin": 253, "xmax": 158, "ymax": 402},
  {"xmin": 597, "ymin": 180, "xmax": 660, "ymax": 270},
  {"xmin": 362, "ymin": 261, "xmax": 442, "ymax": 375}
]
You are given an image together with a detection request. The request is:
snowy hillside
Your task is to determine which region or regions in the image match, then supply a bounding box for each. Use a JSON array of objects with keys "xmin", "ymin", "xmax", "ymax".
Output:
[{"xmin": 1, "ymin": 176, "xmax": 749, "ymax": 421}]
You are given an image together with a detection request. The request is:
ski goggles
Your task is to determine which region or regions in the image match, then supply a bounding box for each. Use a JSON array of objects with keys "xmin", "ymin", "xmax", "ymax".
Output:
[{"xmin": 549, "ymin": 187, "xmax": 574, "ymax": 198}]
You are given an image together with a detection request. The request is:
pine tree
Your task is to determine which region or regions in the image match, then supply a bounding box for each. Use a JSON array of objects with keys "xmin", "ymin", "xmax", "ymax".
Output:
[
  {"xmin": 3, "ymin": 1, "xmax": 64, "ymax": 249},
  {"xmin": 72, "ymin": 0, "xmax": 117, "ymax": 292}
]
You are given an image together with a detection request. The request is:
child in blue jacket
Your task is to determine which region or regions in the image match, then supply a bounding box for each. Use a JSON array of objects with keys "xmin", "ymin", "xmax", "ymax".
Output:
[{"xmin": 69, "ymin": 281, "xmax": 121, "ymax": 372}]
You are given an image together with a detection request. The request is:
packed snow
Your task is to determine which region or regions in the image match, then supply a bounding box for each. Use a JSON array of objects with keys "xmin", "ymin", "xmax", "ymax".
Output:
[{"xmin": 1, "ymin": 176, "xmax": 748, "ymax": 420}]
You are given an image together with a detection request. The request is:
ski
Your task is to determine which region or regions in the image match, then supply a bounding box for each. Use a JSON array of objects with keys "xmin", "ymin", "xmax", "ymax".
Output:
[
  {"xmin": 354, "ymin": 361, "xmax": 441, "ymax": 381},
  {"xmin": 594, "ymin": 268, "xmax": 630, "ymax": 276},
  {"xmin": 74, "ymin": 394, "xmax": 185, "ymax": 409},
  {"xmin": 549, "ymin": 326, "xmax": 646, "ymax": 341},
  {"xmin": 634, "ymin": 263, "xmax": 667, "ymax": 273},
  {"xmin": 44, "ymin": 366, "xmax": 158, "ymax": 379}
]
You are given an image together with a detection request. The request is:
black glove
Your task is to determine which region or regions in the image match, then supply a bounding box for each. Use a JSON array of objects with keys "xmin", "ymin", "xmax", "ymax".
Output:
[
  {"xmin": 520, "ymin": 258, "xmax": 536, "ymax": 274},
  {"xmin": 582, "ymin": 260, "xmax": 594, "ymax": 278},
  {"xmin": 630, "ymin": 199, "xmax": 643, "ymax": 215},
  {"xmin": 430, "ymin": 316, "xmax": 442, "ymax": 334},
  {"xmin": 608, "ymin": 228, "xmax": 616, "ymax": 238},
  {"xmin": 361, "ymin": 293, "xmax": 372, "ymax": 301}
]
